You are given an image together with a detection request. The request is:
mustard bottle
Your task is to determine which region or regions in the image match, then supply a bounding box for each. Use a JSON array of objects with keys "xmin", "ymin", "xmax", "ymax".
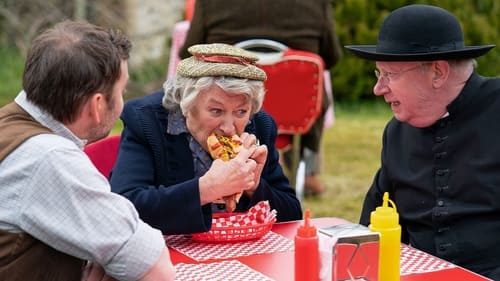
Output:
[{"xmin": 369, "ymin": 192, "xmax": 401, "ymax": 281}]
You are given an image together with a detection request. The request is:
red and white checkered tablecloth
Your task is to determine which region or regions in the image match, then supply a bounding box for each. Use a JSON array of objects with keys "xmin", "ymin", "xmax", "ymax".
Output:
[
  {"xmin": 165, "ymin": 231, "xmax": 293, "ymax": 262},
  {"xmin": 400, "ymin": 244, "xmax": 456, "ymax": 275},
  {"xmin": 174, "ymin": 260, "xmax": 275, "ymax": 281}
]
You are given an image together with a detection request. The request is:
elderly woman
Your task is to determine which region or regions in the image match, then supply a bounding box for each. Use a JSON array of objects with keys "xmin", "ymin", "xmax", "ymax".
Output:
[{"xmin": 110, "ymin": 43, "xmax": 302, "ymax": 234}]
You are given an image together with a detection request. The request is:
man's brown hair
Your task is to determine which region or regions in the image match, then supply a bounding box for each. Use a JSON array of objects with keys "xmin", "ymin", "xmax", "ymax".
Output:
[{"xmin": 22, "ymin": 20, "xmax": 132, "ymax": 123}]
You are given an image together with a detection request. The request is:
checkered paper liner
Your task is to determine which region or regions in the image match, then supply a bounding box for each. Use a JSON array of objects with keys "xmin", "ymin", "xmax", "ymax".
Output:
[
  {"xmin": 213, "ymin": 200, "xmax": 276, "ymax": 227},
  {"xmin": 174, "ymin": 260, "xmax": 275, "ymax": 281},
  {"xmin": 400, "ymin": 244, "xmax": 456, "ymax": 275},
  {"xmin": 191, "ymin": 201, "xmax": 277, "ymax": 242},
  {"xmin": 165, "ymin": 231, "xmax": 294, "ymax": 262}
]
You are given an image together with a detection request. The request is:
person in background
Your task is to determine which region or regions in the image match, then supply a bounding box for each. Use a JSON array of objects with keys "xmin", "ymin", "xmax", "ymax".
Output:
[
  {"xmin": 345, "ymin": 4, "xmax": 499, "ymax": 279},
  {"xmin": 179, "ymin": 0, "xmax": 343, "ymax": 195},
  {"xmin": 109, "ymin": 43, "xmax": 302, "ymax": 235},
  {"xmin": 0, "ymin": 20, "xmax": 175, "ymax": 281}
]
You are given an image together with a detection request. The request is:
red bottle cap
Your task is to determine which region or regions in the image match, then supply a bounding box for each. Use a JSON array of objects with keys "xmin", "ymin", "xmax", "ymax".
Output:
[{"xmin": 297, "ymin": 209, "xmax": 317, "ymax": 238}]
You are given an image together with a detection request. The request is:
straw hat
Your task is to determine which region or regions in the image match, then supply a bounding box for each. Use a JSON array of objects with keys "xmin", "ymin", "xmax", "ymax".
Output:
[
  {"xmin": 345, "ymin": 4, "xmax": 495, "ymax": 61},
  {"xmin": 177, "ymin": 43, "xmax": 267, "ymax": 81}
]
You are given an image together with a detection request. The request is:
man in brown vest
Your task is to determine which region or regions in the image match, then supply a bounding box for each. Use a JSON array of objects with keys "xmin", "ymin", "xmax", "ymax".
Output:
[{"xmin": 0, "ymin": 21, "xmax": 175, "ymax": 281}]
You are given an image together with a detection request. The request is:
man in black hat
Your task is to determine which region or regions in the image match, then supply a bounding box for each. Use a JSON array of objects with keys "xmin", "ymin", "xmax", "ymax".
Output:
[{"xmin": 345, "ymin": 4, "xmax": 499, "ymax": 279}]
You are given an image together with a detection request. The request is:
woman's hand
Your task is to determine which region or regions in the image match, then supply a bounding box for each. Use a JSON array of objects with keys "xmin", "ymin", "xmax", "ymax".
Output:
[
  {"xmin": 246, "ymin": 144, "xmax": 268, "ymax": 196},
  {"xmin": 199, "ymin": 146, "xmax": 258, "ymax": 205},
  {"xmin": 240, "ymin": 133, "xmax": 268, "ymax": 195}
]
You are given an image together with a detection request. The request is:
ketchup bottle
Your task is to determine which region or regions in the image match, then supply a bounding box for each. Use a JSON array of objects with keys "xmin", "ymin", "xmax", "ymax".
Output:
[
  {"xmin": 369, "ymin": 192, "xmax": 401, "ymax": 281},
  {"xmin": 295, "ymin": 209, "xmax": 319, "ymax": 281}
]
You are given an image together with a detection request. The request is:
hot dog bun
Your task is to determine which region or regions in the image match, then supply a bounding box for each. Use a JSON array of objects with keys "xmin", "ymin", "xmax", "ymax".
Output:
[
  {"xmin": 207, "ymin": 134, "xmax": 242, "ymax": 161},
  {"xmin": 207, "ymin": 133, "xmax": 244, "ymax": 211}
]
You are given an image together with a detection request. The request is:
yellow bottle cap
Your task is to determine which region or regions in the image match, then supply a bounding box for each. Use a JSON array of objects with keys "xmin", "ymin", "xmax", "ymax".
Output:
[{"xmin": 370, "ymin": 192, "xmax": 399, "ymax": 228}]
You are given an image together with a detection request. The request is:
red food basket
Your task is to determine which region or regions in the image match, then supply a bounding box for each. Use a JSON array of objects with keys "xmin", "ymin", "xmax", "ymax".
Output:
[
  {"xmin": 191, "ymin": 202, "xmax": 277, "ymax": 242},
  {"xmin": 191, "ymin": 218, "xmax": 274, "ymax": 243}
]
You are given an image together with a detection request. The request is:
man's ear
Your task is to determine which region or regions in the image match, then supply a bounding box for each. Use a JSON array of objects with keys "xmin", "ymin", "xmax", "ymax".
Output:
[
  {"xmin": 432, "ymin": 60, "xmax": 450, "ymax": 88},
  {"xmin": 86, "ymin": 93, "xmax": 105, "ymax": 124}
]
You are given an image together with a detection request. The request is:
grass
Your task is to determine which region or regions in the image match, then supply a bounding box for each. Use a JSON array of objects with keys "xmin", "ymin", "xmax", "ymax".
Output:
[
  {"xmin": 0, "ymin": 47, "xmax": 23, "ymax": 105},
  {"xmin": 302, "ymin": 101, "xmax": 392, "ymax": 223}
]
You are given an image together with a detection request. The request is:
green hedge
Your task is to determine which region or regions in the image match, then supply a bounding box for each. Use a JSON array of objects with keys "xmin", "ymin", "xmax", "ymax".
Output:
[
  {"xmin": 0, "ymin": 47, "xmax": 23, "ymax": 106},
  {"xmin": 332, "ymin": 0, "xmax": 500, "ymax": 101}
]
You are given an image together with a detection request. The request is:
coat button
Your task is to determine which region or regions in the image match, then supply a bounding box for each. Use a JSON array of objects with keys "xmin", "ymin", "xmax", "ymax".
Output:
[
  {"xmin": 436, "ymin": 169, "xmax": 449, "ymax": 176},
  {"xmin": 438, "ymin": 227, "xmax": 450, "ymax": 233},
  {"xmin": 435, "ymin": 136, "xmax": 448, "ymax": 143},
  {"xmin": 435, "ymin": 152, "xmax": 447, "ymax": 159}
]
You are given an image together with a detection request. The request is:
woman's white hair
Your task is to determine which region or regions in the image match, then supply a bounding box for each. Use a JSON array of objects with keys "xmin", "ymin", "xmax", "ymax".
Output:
[{"xmin": 162, "ymin": 76, "xmax": 265, "ymax": 116}]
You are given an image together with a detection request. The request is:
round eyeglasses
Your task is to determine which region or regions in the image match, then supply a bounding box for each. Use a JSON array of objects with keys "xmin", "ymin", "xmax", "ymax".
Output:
[{"xmin": 374, "ymin": 63, "xmax": 429, "ymax": 83}]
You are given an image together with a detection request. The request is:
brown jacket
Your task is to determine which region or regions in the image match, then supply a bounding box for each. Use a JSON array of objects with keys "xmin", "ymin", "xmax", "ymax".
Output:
[
  {"xmin": 0, "ymin": 102, "xmax": 84, "ymax": 280},
  {"xmin": 179, "ymin": 0, "xmax": 342, "ymax": 69}
]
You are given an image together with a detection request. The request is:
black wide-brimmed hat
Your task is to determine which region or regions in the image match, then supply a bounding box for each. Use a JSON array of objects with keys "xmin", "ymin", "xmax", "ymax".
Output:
[{"xmin": 345, "ymin": 4, "xmax": 495, "ymax": 61}]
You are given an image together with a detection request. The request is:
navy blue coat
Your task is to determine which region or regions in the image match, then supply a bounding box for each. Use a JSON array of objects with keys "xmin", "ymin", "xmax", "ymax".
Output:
[{"xmin": 110, "ymin": 91, "xmax": 302, "ymax": 234}]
